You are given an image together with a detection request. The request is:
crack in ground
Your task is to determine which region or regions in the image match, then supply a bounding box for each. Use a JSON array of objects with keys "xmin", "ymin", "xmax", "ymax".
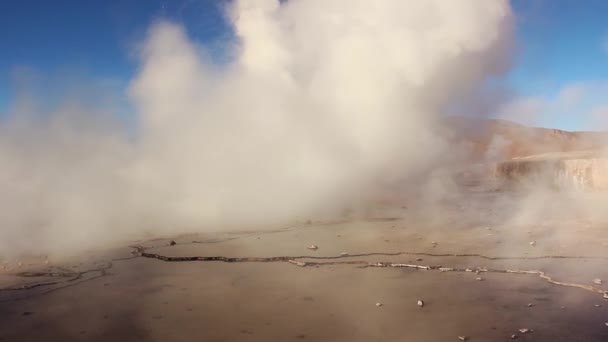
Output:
[
  {"xmin": 132, "ymin": 244, "xmax": 608, "ymax": 262},
  {"xmin": 131, "ymin": 245, "xmax": 608, "ymax": 298},
  {"xmin": 0, "ymin": 256, "xmax": 138, "ymax": 302},
  {"xmin": 2, "ymin": 243, "xmax": 606, "ymax": 302}
]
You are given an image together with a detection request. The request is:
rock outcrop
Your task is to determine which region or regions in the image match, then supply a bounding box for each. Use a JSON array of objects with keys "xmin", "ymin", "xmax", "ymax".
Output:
[{"xmin": 495, "ymin": 150, "xmax": 608, "ymax": 190}]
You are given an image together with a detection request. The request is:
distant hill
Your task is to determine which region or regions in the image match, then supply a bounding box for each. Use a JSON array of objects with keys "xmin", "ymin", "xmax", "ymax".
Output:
[{"xmin": 440, "ymin": 116, "xmax": 608, "ymax": 161}]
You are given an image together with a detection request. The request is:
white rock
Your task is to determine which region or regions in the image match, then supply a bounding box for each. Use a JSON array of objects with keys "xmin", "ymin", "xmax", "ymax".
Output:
[
  {"xmin": 417, "ymin": 300, "xmax": 424, "ymax": 307},
  {"xmin": 307, "ymin": 245, "xmax": 318, "ymax": 251},
  {"xmin": 518, "ymin": 328, "xmax": 530, "ymax": 334},
  {"xmin": 288, "ymin": 260, "xmax": 307, "ymax": 267},
  {"xmin": 375, "ymin": 302, "xmax": 383, "ymax": 307},
  {"xmin": 593, "ymin": 278, "xmax": 603, "ymax": 285},
  {"xmin": 529, "ymin": 241, "xmax": 536, "ymax": 246},
  {"xmin": 458, "ymin": 336, "xmax": 467, "ymax": 341}
]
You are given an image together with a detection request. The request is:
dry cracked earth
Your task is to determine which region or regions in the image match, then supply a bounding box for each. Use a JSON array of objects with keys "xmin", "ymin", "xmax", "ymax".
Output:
[{"xmin": 2, "ymin": 190, "xmax": 608, "ymax": 341}]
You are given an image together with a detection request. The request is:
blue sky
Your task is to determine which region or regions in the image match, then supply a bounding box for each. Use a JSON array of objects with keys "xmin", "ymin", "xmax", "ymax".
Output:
[
  {"xmin": 508, "ymin": 0, "xmax": 608, "ymax": 130},
  {"xmin": 2, "ymin": 0, "xmax": 608, "ymax": 130}
]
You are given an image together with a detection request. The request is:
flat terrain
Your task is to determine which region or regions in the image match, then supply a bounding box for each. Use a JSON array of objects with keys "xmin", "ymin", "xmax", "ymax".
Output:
[{"xmin": 2, "ymin": 190, "xmax": 608, "ymax": 341}]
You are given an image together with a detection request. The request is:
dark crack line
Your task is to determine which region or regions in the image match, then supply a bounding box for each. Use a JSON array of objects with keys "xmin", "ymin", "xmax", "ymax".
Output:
[
  {"xmin": 0, "ymin": 264, "xmax": 112, "ymax": 292},
  {"xmin": 130, "ymin": 246, "xmax": 608, "ymax": 298},
  {"xmin": 131, "ymin": 245, "xmax": 608, "ymax": 262},
  {"xmin": 0, "ymin": 256, "xmax": 138, "ymax": 302}
]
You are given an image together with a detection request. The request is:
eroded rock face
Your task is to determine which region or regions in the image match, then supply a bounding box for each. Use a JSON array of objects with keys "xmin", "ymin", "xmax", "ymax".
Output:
[{"xmin": 495, "ymin": 151, "xmax": 608, "ymax": 190}]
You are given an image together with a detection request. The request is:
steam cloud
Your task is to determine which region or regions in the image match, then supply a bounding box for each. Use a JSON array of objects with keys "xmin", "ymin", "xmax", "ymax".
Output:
[{"xmin": 0, "ymin": 0, "xmax": 512, "ymax": 256}]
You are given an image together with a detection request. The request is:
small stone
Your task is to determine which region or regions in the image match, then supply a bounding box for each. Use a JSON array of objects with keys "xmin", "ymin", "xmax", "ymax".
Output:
[
  {"xmin": 169, "ymin": 240, "xmax": 176, "ymax": 246},
  {"xmin": 375, "ymin": 302, "xmax": 383, "ymax": 307},
  {"xmin": 510, "ymin": 334, "xmax": 518, "ymax": 339},
  {"xmin": 416, "ymin": 258, "xmax": 423, "ymax": 261},
  {"xmin": 340, "ymin": 252, "xmax": 348, "ymax": 256},
  {"xmin": 307, "ymin": 245, "xmax": 318, "ymax": 251},
  {"xmin": 476, "ymin": 277, "xmax": 483, "ymax": 281},
  {"xmin": 593, "ymin": 278, "xmax": 603, "ymax": 285},
  {"xmin": 527, "ymin": 303, "xmax": 534, "ymax": 307},
  {"xmin": 560, "ymin": 306, "xmax": 566, "ymax": 309},
  {"xmin": 605, "ymin": 322, "xmax": 608, "ymax": 327},
  {"xmin": 529, "ymin": 241, "xmax": 536, "ymax": 246},
  {"xmin": 289, "ymin": 260, "xmax": 307, "ymax": 267},
  {"xmin": 458, "ymin": 336, "xmax": 467, "ymax": 341},
  {"xmin": 595, "ymin": 304, "xmax": 601, "ymax": 307},
  {"xmin": 417, "ymin": 300, "xmax": 424, "ymax": 307},
  {"xmin": 603, "ymin": 293, "xmax": 608, "ymax": 299},
  {"xmin": 518, "ymin": 328, "xmax": 531, "ymax": 334}
]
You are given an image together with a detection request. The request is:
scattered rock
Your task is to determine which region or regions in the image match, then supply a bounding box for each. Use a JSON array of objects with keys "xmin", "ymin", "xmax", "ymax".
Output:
[
  {"xmin": 595, "ymin": 304, "xmax": 601, "ymax": 307},
  {"xmin": 307, "ymin": 245, "xmax": 318, "ymax": 251},
  {"xmin": 518, "ymin": 328, "xmax": 531, "ymax": 334},
  {"xmin": 458, "ymin": 336, "xmax": 467, "ymax": 341},
  {"xmin": 340, "ymin": 252, "xmax": 348, "ymax": 256},
  {"xmin": 593, "ymin": 278, "xmax": 602, "ymax": 285},
  {"xmin": 527, "ymin": 303, "xmax": 534, "ymax": 307},
  {"xmin": 169, "ymin": 240, "xmax": 176, "ymax": 246},
  {"xmin": 529, "ymin": 241, "xmax": 536, "ymax": 246},
  {"xmin": 476, "ymin": 277, "xmax": 483, "ymax": 281},
  {"xmin": 375, "ymin": 302, "xmax": 383, "ymax": 307},
  {"xmin": 289, "ymin": 260, "xmax": 307, "ymax": 267},
  {"xmin": 510, "ymin": 334, "xmax": 518, "ymax": 339},
  {"xmin": 417, "ymin": 300, "xmax": 424, "ymax": 307}
]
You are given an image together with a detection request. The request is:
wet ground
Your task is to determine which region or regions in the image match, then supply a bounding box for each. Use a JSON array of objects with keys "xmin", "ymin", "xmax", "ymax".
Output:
[{"xmin": 2, "ymin": 190, "xmax": 608, "ymax": 341}]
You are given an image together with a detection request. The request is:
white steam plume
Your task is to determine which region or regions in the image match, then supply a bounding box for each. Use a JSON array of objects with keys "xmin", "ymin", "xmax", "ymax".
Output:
[{"xmin": 0, "ymin": 0, "xmax": 512, "ymax": 255}]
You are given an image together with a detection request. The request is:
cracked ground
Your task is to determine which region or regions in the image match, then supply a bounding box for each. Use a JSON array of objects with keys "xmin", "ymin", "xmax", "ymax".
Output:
[{"xmin": 2, "ymin": 191, "xmax": 608, "ymax": 341}]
